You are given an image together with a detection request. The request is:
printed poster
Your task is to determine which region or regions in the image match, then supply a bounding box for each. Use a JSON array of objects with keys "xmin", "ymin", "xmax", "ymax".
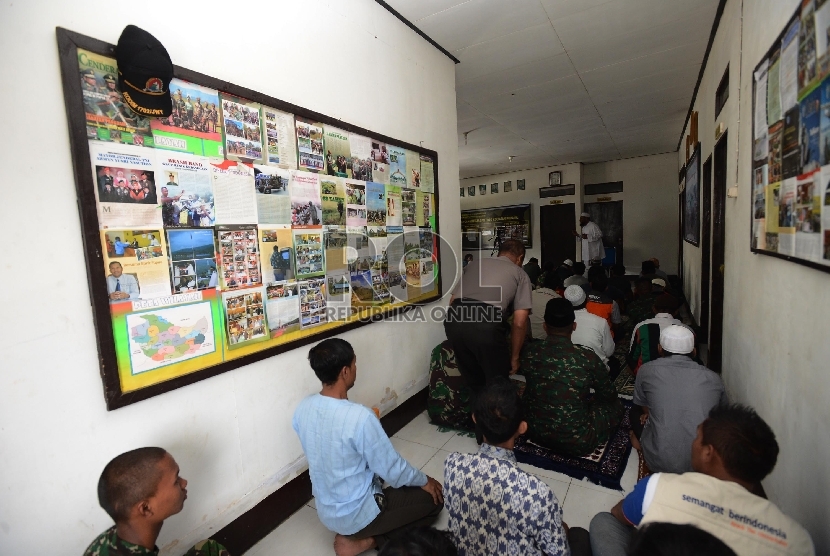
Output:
[
  {"xmin": 778, "ymin": 177, "xmax": 797, "ymax": 255},
  {"xmin": 326, "ymin": 270, "xmax": 352, "ymax": 319},
  {"xmin": 754, "ymin": 61, "xmax": 769, "ymax": 139},
  {"xmin": 794, "ymin": 170, "xmax": 822, "ymax": 260},
  {"xmin": 768, "ymin": 48, "xmax": 782, "ymax": 124},
  {"xmin": 77, "ymin": 49, "xmax": 153, "ymax": 146},
  {"xmin": 126, "ymin": 301, "xmax": 216, "ymax": 374},
  {"xmin": 324, "ymin": 126, "xmax": 352, "ymax": 177},
  {"xmin": 799, "ymin": 0, "xmax": 818, "ymax": 96},
  {"xmin": 780, "ymin": 16, "xmax": 801, "ymax": 111},
  {"xmin": 416, "ymin": 192, "xmax": 433, "ymax": 227},
  {"xmin": 157, "ymin": 153, "xmax": 215, "ymax": 227},
  {"xmin": 254, "ymin": 165, "xmax": 291, "ymax": 225},
  {"xmin": 346, "ymin": 180, "xmax": 367, "ymax": 226},
  {"xmin": 401, "ymin": 189, "xmax": 417, "ymax": 226},
  {"xmin": 296, "ymin": 120, "xmax": 325, "ymax": 172},
  {"xmin": 349, "ymin": 134, "xmax": 374, "ymax": 181},
  {"xmin": 90, "ymin": 141, "xmax": 160, "ymax": 228},
  {"xmin": 166, "ymin": 228, "xmax": 218, "ymax": 294},
  {"xmin": 820, "ymin": 78, "xmax": 830, "ymax": 165},
  {"xmin": 386, "ymin": 185, "xmax": 402, "ymax": 227},
  {"xmin": 261, "ymin": 106, "xmax": 297, "ymax": 168},
  {"xmin": 324, "ymin": 226, "xmax": 348, "ymax": 273},
  {"xmin": 321, "ymin": 176, "xmax": 347, "ymax": 226},
  {"xmin": 220, "ymin": 95, "xmax": 263, "ymax": 163},
  {"xmin": 299, "ymin": 277, "xmax": 328, "ymax": 329},
  {"xmin": 371, "ymin": 140, "xmax": 390, "ymax": 184},
  {"xmin": 766, "ymin": 182, "xmax": 781, "ymax": 251},
  {"xmin": 800, "ymin": 86, "xmax": 821, "ymax": 174},
  {"xmin": 782, "ymin": 107, "xmax": 802, "ymax": 179},
  {"xmin": 386, "ymin": 230, "xmax": 408, "ymax": 303},
  {"xmin": 822, "ymin": 163, "xmax": 830, "ymax": 260},
  {"xmin": 294, "ymin": 230, "xmax": 325, "ymax": 279},
  {"xmin": 101, "ymin": 229, "xmax": 172, "ymax": 303},
  {"xmin": 289, "ymin": 171, "xmax": 323, "ymax": 227},
  {"xmin": 420, "ymin": 155, "xmax": 435, "ymax": 193},
  {"xmin": 258, "ymin": 225, "xmax": 295, "ymax": 283},
  {"xmin": 223, "ymin": 287, "xmax": 269, "ymax": 348},
  {"xmin": 211, "ymin": 160, "xmax": 258, "ymax": 225},
  {"xmin": 366, "ymin": 182, "xmax": 387, "ymax": 227},
  {"xmin": 216, "ymin": 226, "xmax": 262, "ymax": 290},
  {"xmin": 265, "ymin": 282, "xmax": 300, "ymax": 338},
  {"xmin": 769, "ymin": 121, "xmax": 784, "ymax": 184},
  {"xmin": 405, "ymin": 150, "xmax": 421, "ymax": 190},
  {"xmin": 816, "ymin": 0, "xmax": 830, "ymax": 78},
  {"xmin": 151, "ymin": 79, "xmax": 222, "ymax": 157},
  {"xmin": 388, "ymin": 145, "xmax": 407, "ymax": 186}
]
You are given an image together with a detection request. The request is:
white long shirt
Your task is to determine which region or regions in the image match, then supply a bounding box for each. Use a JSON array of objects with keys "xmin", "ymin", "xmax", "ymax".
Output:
[
  {"xmin": 578, "ymin": 221, "xmax": 604, "ymax": 262},
  {"xmin": 572, "ymin": 308, "xmax": 615, "ymax": 366}
]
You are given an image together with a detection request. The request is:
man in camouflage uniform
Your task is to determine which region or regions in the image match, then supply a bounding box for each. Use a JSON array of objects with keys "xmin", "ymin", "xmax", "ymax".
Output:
[
  {"xmin": 84, "ymin": 448, "xmax": 230, "ymax": 556},
  {"xmin": 520, "ymin": 298, "xmax": 623, "ymax": 457},
  {"xmin": 427, "ymin": 340, "xmax": 474, "ymax": 431}
]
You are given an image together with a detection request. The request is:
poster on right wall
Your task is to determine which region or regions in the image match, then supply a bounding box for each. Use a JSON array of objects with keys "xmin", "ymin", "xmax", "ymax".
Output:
[{"xmin": 751, "ymin": 2, "xmax": 830, "ymax": 271}]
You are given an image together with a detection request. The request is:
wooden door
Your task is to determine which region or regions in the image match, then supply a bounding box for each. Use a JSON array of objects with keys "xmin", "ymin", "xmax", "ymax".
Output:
[
  {"xmin": 700, "ymin": 155, "xmax": 712, "ymax": 343},
  {"xmin": 709, "ymin": 132, "xmax": 727, "ymax": 372},
  {"xmin": 540, "ymin": 203, "xmax": 576, "ymax": 268},
  {"xmin": 584, "ymin": 200, "xmax": 623, "ymax": 265}
]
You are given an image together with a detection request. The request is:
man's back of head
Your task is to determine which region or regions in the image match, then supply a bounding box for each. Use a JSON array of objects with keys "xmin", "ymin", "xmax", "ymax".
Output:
[
  {"xmin": 653, "ymin": 294, "xmax": 681, "ymax": 316},
  {"xmin": 498, "ymin": 238, "xmax": 525, "ymax": 260},
  {"xmin": 611, "ymin": 264, "xmax": 626, "ymax": 277},
  {"xmin": 588, "ymin": 267, "xmax": 608, "ymax": 292},
  {"xmin": 98, "ymin": 447, "xmax": 169, "ymax": 523},
  {"xmin": 474, "ymin": 378, "xmax": 523, "ymax": 445},
  {"xmin": 697, "ymin": 403, "xmax": 779, "ymax": 485},
  {"xmin": 377, "ymin": 527, "xmax": 457, "ymax": 556},
  {"xmin": 308, "ymin": 338, "xmax": 355, "ymax": 385},
  {"xmin": 641, "ymin": 260, "xmax": 656, "ymax": 275},
  {"xmin": 629, "ymin": 523, "xmax": 737, "ymax": 556},
  {"xmin": 635, "ymin": 276, "xmax": 653, "ymax": 294},
  {"xmin": 572, "ymin": 261, "xmax": 586, "ymax": 276}
]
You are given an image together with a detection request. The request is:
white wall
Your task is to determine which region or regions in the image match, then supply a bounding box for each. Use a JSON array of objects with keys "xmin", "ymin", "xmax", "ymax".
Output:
[
  {"xmin": 679, "ymin": 0, "xmax": 830, "ymax": 552},
  {"xmin": 459, "ymin": 163, "xmax": 583, "ymax": 263},
  {"xmin": 0, "ymin": 1, "xmax": 460, "ymax": 553},
  {"xmin": 583, "ymin": 153, "xmax": 679, "ymax": 274}
]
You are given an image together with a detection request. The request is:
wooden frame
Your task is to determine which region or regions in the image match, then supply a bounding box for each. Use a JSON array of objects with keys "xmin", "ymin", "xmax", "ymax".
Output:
[
  {"xmin": 56, "ymin": 27, "xmax": 444, "ymax": 409},
  {"xmin": 684, "ymin": 143, "xmax": 701, "ymax": 246}
]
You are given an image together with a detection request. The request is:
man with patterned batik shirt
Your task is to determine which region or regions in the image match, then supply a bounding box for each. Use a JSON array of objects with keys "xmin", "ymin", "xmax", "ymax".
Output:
[
  {"xmin": 84, "ymin": 448, "xmax": 229, "ymax": 556},
  {"xmin": 445, "ymin": 379, "xmax": 591, "ymax": 556},
  {"xmin": 521, "ymin": 298, "xmax": 624, "ymax": 457}
]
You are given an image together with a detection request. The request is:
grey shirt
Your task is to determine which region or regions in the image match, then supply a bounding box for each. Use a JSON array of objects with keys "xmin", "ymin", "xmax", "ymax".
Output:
[
  {"xmin": 452, "ymin": 256, "xmax": 533, "ymax": 313},
  {"xmin": 634, "ymin": 355, "xmax": 726, "ymax": 474}
]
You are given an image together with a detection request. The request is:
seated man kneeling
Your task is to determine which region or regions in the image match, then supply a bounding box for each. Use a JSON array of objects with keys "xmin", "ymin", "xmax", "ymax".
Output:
[
  {"xmin": 293, "ymin": 338, "xmax": 444, "ymax": 556},
  {"xmin": 521, "ymin": 297, "xmax": 623, "ymax": 457},
  {"xmin": 589, "ymin": 404, "xmax": 814, "ymax": 556},
  {"xmin": 84, "ymin": 448, "xmax": 228, "ymax": 556},
  {"xmin": 444, "ymin": 379, "xmax": 590, "ymax": 556}
]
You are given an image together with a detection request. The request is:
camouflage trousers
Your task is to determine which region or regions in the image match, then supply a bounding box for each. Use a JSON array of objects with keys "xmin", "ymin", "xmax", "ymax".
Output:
[{"xmin": 427, "ymin": 341, "xmax": 475, "ymax": 432}]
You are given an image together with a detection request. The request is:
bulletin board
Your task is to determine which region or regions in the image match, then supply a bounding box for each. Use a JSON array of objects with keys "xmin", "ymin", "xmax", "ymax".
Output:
[
  {"xmin": 56, "ymin": 28, "xmax": 443, "ymax": 409},
  {"xmin": 750, "ymin": 2, "xmax": 830, "ymax": 273}
]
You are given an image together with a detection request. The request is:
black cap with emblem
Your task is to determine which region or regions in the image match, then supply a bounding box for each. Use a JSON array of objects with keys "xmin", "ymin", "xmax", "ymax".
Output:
[{"xmin": 115, "ymin": 25, "xmax": 173, "ymax": 118}]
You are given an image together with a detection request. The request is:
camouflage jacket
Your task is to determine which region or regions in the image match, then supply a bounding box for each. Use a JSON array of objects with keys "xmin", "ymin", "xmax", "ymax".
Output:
[
  {"xmin": 520, "ymin": 335, "xmax": 622, "ymax": 455},
  {"xmin": 626, "ymin": 292, "xmax": 660, "ymax": 330},
  {"xmin": 83, "ymin": 527, "xmax": 229, "ymax": 556},
  {"xmin": 427, "ymin": 341, "xmax": 475, "ymax": 431}
]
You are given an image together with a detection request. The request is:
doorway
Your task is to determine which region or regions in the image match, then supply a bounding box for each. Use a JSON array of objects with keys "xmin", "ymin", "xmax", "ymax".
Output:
[
  {"xmin": 584, "ymin": 200, "xmax": 623, "ymax": 265},
  {"xmin": 540, "ymin": 203, "xmax": 576, "ymax": 269},
  {"xmin": 709, "ymin": 132, "xmax": 727, "ymax": 372},
  {"xmin": 700, "ymin": 156, "xmax": 712, "ymax": 343}
]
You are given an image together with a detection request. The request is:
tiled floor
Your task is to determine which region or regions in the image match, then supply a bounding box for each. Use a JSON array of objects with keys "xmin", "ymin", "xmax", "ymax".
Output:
[{"xmin": 246, "ymin": 411, "xmax": 639, "ymax": 555}]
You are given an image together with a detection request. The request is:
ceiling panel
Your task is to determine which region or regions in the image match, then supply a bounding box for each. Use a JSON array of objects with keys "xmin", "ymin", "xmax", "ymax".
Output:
[
  {"xmin": 415, "ymin": 0, "xmax": 550, "ymax": 52},
  {"xmin": 455, "ymin": 23, "xmax": 565, "ymax": 83},
  {"xmin": 381, "ymin": 0, "xmax": 717, "ymax": 176}
]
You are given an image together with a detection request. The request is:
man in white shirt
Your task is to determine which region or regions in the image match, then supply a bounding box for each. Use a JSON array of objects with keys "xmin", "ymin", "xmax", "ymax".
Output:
[
  {"xmin": 573, "ymin": 212, "xmax": 604, "ymax": 266},
  {"xmin": 627, "ymin": 294, "xmax": 686, "ymax": 374},
  {"xmin": 563, "ymin": 285, "xmax": 615, "ymax": 370},
  {"xmin": 106, "ymin": 261, "xmax": 139, "ymax": 302}
]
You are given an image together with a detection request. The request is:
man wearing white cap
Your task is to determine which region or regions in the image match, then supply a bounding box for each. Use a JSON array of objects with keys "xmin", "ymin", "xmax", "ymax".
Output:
[
  {"xmin": 630, "ymin": 325, "xmax": 726, "ymax": 474},
  {"xmin": 572, "ymin": 212, "xmax": 603, "ymax": 266},
  {"xmin": 563, "ymin": 285, "xmax": 615, "ymax": 371}
]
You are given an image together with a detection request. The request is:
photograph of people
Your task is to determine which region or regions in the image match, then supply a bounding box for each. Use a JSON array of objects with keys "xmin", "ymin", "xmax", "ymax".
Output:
[{"xmin": 106, "ymin": 261, "xmax": 139, "ymax": 302}]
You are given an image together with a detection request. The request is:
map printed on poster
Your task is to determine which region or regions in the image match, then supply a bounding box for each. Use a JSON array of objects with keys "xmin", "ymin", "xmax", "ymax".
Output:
[
  {"xmin": 151, "ymin": 79, "xmax": 222, "ymax": 157},
  {"xmin": 126, "ymin": 301, "xmax": 216, "ymax": 374},
  {"xmin": 89, "ymin": 141, "xmax": 160, "ymax": 229},
  {"xmin": 261, "ymin": 106, "xmax": 297, "ymax": 168},
  {"xmin": 220, "ymin": 95, "xmax": 263, "ymax": 163},
  {"xmin": 77, "ymin": 49, "xmax": 154, "ymax": 147}
]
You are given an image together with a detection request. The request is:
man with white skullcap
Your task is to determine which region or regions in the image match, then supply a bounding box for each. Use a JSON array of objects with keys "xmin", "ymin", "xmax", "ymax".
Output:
[
  {"xmin": 563, "ymin": 285, "xmax": 615, "ymax": 371},
  {"xmin": 630, "ymin": 325, "xmax": 726, "ymax": 474},
  {"xmin": 572, "ymin": 212, "xmax": 604, "ymax": 266}
]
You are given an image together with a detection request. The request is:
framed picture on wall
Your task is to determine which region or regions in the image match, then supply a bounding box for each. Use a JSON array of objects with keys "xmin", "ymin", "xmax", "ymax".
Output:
[
  {"xmin": 517, "ymin": 179, "xmax": 525, "ymax": 190},
  {"xmin": 684, "ymin": 143, "xmax": 701, "ymax": 246},
  {"xmin": 460, "ymin": 187, "xmax": 464, "ymax": 197},
  {"xmin": 468, "ymin": 185, "xmax": 476, "ymax": 196},
  {"xmin": 491, "ymin": 182, "xmax": 498, "ymax": 194},
  {"xmin": 549, "ymin": 171, "xmax": 562, "ymax": 186},
  {"xmin": 504, "ymin": 181, "xmax": 513, "ymax": 192},
  {"xmin": 479, "ymin": 184, "xmax": 487, "ymax": 195}
]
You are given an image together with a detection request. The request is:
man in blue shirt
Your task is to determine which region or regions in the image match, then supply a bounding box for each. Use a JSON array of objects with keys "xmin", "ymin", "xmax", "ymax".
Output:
[{"xmin": 293, "ymin": 338, "xmax": 444, "ymax": 556}]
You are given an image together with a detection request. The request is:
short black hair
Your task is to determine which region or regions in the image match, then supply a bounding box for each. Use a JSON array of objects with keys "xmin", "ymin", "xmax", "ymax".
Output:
[
  {"xmin": 378, "ymin": 527, "xmax": 458, "ymax": 556},
  {"xmin": 611, "ymin": 264, "xmax": 626, "ymax": 276},
  {"xmin": 589, "ymin": 268, "xmax": 608, "ymax": 291},
  {"xmin": 629, "ymin": 523, "xmax": 737, "ymax": 556},
  {"xmin": 474, "ymin": 378, "xmax": 523, "ymax": 445},
  {"xmin": 701, "ymin": 404, "xmax": 779, "ymax": 484},
  {"xmin": 641, "ymin": 260, "xmax": 656, "ymax": 274},
  {"xmin": 528, "ymin": 257, "xmax": 538, "ymax": 263},
  {"xmin": 98, "ymin": 447, "xmax": 168, "ymax": 522},
  {"xmin": 498, "ymin": 238, "xmax": 525, "ymax": 258},
  {"xmin": 308, "ymin": 338, "xmax": 355, "ymax": 385},
  {"xmin": 542, "ymin": 269, "xmax": 561, "ymax": 290},
  {"xmin": 572, "ymin": 261, "xmax": 586, "ymax": 275}
]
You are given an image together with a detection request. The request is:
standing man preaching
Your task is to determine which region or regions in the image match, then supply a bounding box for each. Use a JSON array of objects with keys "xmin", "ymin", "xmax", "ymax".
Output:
[{"xmin": 573, "ymin": 212, "xmax": 604, "ymax": 268}]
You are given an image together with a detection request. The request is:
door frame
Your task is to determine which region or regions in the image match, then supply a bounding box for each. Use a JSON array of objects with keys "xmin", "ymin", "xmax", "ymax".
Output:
[
  {"xmin": 700, "ymin": 155, "xmax": 713, "ymax": 343},
  {"xmin": 709, "ymin": 132, "xmax": 728, "ymax": 372}
]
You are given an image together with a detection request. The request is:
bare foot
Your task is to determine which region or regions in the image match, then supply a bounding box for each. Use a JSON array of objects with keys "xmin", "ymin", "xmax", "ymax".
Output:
[
  {"xmin": 333, "ymin": 534, "xmax": 376, "ymax": 556},
  {"xmin": 629, "ymin": 430, "xmax": 642, "ymax": 451}
]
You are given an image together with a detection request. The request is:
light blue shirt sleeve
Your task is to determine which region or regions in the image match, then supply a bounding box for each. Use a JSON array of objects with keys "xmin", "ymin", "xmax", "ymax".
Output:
[{"xmin": 357, "ymin": 411, "xmax": 427, "ymax": 488}]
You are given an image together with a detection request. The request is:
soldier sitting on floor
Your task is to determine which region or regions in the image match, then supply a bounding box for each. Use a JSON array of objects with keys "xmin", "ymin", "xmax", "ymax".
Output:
[
  {"xmin": 84, "ymin": 447, "xmax": 229, "ymax": 556},
  {"xmin": 427, "ymin": 340, "xmax": 475, "ymax": 432},
  {"xmin": 520, "ymin": 298, "xmax": 624, "ymax": 457}
]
